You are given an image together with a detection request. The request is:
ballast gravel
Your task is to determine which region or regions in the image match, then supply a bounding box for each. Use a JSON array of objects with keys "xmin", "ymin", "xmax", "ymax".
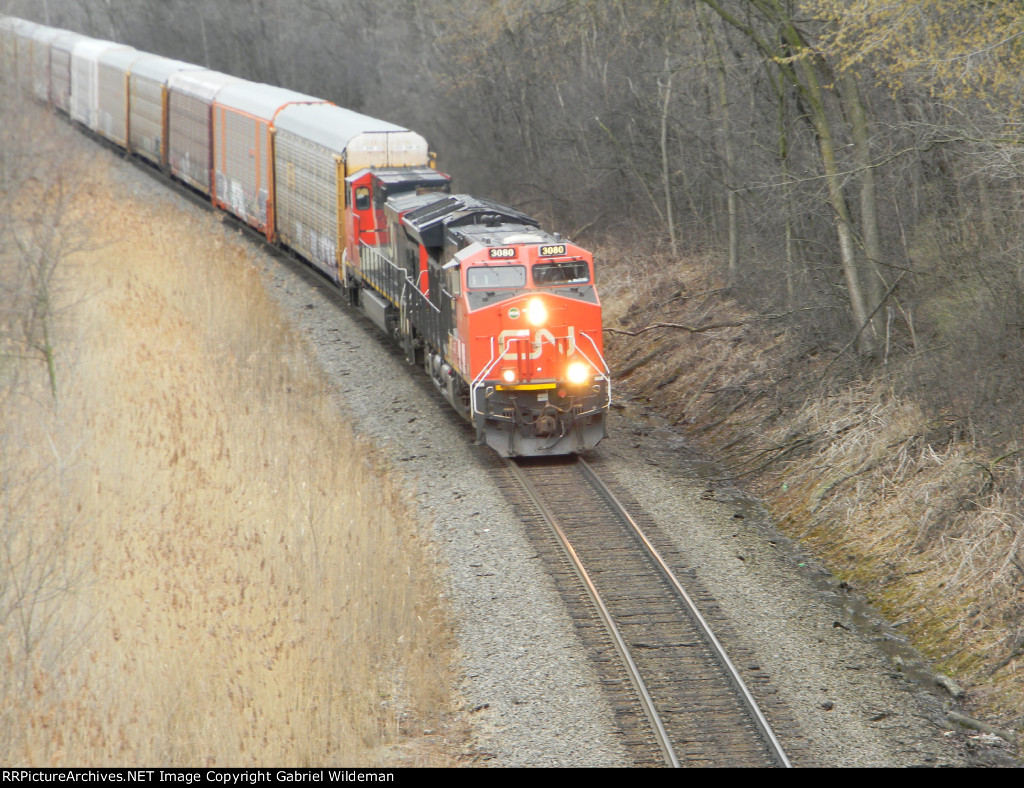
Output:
[{"xmin": 106, "ymin": 145, "xmax": 1016, "ymax": 768}]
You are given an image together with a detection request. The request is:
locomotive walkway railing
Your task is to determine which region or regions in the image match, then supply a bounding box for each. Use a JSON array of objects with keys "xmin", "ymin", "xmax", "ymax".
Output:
[
  {"xmin": 358, "ymin": 241, "xmax": 452, "ymax": 352},
  {"xmin": 404, "ymin": 285, "xmax": 445, "ymax": 352},
  {"xmin": 359, "ymin": 241, "xmax": 407, "ymax": 306}
]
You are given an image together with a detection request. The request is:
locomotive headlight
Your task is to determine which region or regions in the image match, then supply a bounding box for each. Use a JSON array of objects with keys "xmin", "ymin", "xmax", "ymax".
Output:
[
  {"xmin": 567, "ymin": 362, "xmax": 590, "ymax": 386},
  {"xmin": 526, "ymin": 298, "xmax": 548, "ymax": 326},
  {"xmin": 502, "ymin": 369, "xmax": 517, "ymax": 383}
]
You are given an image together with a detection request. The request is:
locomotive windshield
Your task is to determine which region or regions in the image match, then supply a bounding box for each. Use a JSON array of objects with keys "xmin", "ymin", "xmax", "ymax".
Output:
[
  {"xmin": 532, "ymin": 260, "xmax": 590, "ymax": 286},
  {"xmin": 467, "ymin": 265, "xmax": 526, "ymax": 290}
]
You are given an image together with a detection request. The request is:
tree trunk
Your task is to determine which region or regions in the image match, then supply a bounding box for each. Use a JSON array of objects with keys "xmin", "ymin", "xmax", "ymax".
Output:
[
  {"xmin": 769, "ymin": 66, "xmax": 797, "ymax": 306},
  {"xmin": 658, "ymin": 60, "xmax": 677, "ymax": 256},
  {"xmin": 703, "ymin": 15, "xmax": 738, "ymax": 280},
  {"xmin": 697, "ymin": 0, "xmax": 875, "ymax": 354},
  {"xmin": 841, "ymin": 69, "xmax": 886, "ymax": 343},
  {"xmin": 781, "ymin": 21, "xmax": 874, "ymax": 354}
]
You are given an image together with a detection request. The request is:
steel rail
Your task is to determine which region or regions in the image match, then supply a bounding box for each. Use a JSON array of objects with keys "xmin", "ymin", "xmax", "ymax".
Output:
[
  {"xmin": 506, "ymin": 459, "xmax": 681, "ymax": 768},
  {"xmin": 577, "ymin": 458, "xmax": 793, "ymax": 768}
]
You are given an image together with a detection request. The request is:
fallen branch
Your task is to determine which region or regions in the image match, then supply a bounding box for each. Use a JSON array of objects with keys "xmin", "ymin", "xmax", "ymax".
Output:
[
  {"xmin": 683, "ymin": 358, "xmax": 730, "ymax": 413},
  {"xmin": 947, "ymin": 711, "xmax": 1017, "ymax": 745},
  {"xmin": 607, "ymin": 320, "xmax": 746, "ymax": 337},
  {"xmin": 988, "ymin": 635, "xmax": 1024, "ymax": 677},
  {"xmin": 935, "ymin": 673, "xmax": 965, "ymax": 698},
  {"xmin": 811, "ymin": 459, "xmax": 886, "ymax": 510},
  {"xmin": 723, "ymin": 435, "xmax": 819, "ymax": 478},
  {"xmin": 607, "ymin": 306, "xmax": 826, "ymax": 338},
  {"xmin": 629, "ymin": 287, "xmax": 733, "ymax": 317},
  {"xmin": 612, "ymin": 342, "xmax": 669, "ymax": 377},
  {"xmin": 990, "ymin": 447, "xmax": 1024, "ymax": 467}
]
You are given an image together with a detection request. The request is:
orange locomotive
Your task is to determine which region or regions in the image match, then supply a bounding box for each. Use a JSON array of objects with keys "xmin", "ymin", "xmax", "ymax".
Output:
[{"xmin": 345, "ymin": 191, "xmax": 610, "ymax": 457}]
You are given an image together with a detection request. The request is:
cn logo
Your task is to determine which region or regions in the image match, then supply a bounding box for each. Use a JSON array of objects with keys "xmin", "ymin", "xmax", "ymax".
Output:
[{"xmin": 498, "ymin": 327, "xmax": 576, "ymax": 360}]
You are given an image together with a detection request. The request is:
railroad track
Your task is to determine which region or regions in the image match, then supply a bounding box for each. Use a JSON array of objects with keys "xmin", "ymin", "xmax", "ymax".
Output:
[{"xmin": 503, "ymin": 456, "xmax": 792, "ymax": 768}]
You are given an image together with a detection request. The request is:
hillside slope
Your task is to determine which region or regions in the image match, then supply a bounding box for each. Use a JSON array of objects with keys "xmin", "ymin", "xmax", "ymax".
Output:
[{"xmin": 598, "ymin": 247, "xmax": 1024, "ymax": 756}]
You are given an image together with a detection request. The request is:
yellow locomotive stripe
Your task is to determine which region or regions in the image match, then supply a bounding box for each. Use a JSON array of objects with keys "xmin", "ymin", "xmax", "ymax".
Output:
[{"xmin": 495, "ymin": 383, "xmax": 557, "ymax": 391}]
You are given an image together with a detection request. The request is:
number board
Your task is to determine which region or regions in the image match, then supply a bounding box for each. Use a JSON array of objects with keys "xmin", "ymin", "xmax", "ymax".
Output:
[
  {"xmin": 488, "ymin": 247, "xmax": 516, "ymax": 259},
  {"xmin": 539, "ymin": 244, "xmax": 567, "ymax": 257}
]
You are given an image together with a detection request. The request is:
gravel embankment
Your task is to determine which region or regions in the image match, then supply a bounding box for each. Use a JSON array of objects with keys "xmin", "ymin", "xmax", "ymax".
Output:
[{"xmin": 108, "ymin": 141, "xmax": 1016, "ymax": 767}]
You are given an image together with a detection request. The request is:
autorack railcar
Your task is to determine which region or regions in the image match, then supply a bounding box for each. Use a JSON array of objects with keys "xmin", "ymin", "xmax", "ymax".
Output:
[
  {"xmin": 210, "ymin": 83, "xmax": 326, "ymax": 238},
  {"xmin": 127, "ymin": 56, "xmax": 204, "ymax": 167},
  {"xmin": 165, "ymin": 69, "xmax": 246, "ymax": 192},
  {"xmin": 273, "ymin": 102, "xmax": 448, "ymax": 282},
  {"xmin": 69, "ymin": 38, "xmax": 134, "ymax": 130}
]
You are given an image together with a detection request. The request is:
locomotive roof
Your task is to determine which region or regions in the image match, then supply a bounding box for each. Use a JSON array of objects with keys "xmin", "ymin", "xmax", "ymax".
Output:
[
  {"xmin": 450, "ymin": 224, "xmax": 560, "ymax": 249},
  {"xmin": 388, "ymin": 191, "xmax": 438, "ymax": 213},
  {"xmin": 372, "ymin": 166, "xmax": 449, "ymax": 188},
  {"xmin": 401, "ymin": 194, "xmax": 538, "ymax": 248}
]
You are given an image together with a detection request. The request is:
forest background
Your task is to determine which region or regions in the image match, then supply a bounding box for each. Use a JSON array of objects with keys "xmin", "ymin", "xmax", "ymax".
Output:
[{"xmin": 5, "ymin": 0, "xmax": 1024, "ymax": 750}]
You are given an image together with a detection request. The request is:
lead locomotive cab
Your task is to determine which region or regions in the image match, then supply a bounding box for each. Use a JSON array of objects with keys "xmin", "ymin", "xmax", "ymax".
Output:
[
  {"xmin": 459, "ymin": 229, "xmax": 609, "ymax": 456},
  {"xmin": 394, "ymin": 195, "xmax": 610, "ymax": 457}
]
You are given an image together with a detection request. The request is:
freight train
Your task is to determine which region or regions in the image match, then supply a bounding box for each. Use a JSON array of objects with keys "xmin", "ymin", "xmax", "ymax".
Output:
[{"xmin": 0, "ymin": 16, "xmax": 610, "ymax": 457}]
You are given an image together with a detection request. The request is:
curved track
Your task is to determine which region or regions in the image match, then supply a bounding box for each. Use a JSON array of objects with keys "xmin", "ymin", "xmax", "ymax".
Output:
[{"xmin": 505, "ymin": 456, "xmax": 791, "ymax": 768}]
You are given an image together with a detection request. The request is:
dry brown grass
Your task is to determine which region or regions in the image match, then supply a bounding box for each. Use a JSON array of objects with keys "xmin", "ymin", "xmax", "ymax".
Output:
[
  {"xmin": 598, "ymin": 242, "xmax": 1024, "ymax": 744},
  {"xmin": 1, "ymin": 124, "xmax": 460, "ymax": 765}
]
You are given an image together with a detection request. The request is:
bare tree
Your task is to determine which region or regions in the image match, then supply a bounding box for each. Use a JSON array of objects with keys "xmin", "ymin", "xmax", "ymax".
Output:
[{"xmin": 0, "ymin": 85, "xmax": 92, "ymax": 756}]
